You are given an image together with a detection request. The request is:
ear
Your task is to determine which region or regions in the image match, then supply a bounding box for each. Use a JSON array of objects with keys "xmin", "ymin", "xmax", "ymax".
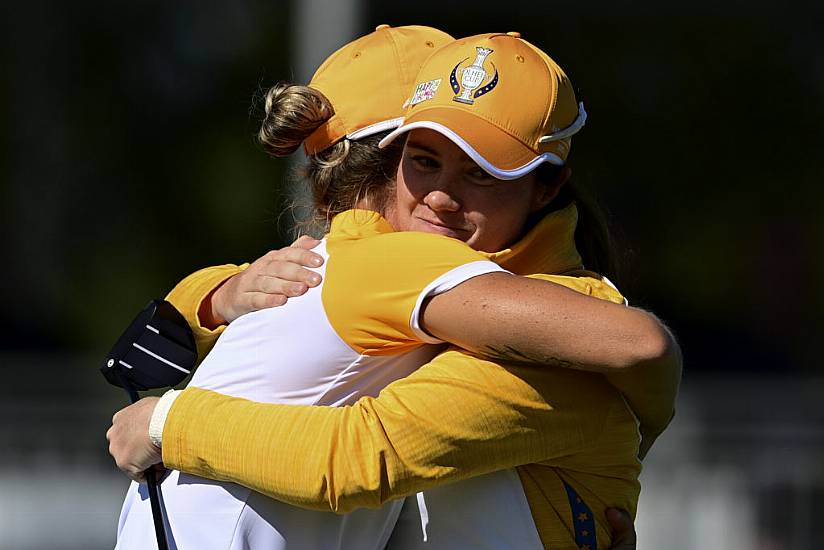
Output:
[{"xmin": 531, "ymin": 166, "xmax": 571, "ymax": 212}]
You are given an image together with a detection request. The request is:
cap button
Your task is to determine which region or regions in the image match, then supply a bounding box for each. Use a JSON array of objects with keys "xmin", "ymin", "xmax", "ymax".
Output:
[
  {"xmin": 506, "ymin": 31, "xmax": 521, "ymax": 38},
  {"xmin": 375, "ymin": 24, "xmax": 391, "ymax": 31}
]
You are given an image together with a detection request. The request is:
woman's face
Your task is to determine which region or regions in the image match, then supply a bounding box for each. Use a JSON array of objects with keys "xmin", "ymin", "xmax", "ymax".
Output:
[{"xmin": 386, "ymin": 129, "xmax": 556, "ymax": 252}]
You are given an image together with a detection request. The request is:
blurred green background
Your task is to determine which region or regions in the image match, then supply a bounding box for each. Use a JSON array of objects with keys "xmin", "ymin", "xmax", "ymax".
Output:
[{"xmin": 1, "ymin": 1, "xmax": 822, "ymax": 548}]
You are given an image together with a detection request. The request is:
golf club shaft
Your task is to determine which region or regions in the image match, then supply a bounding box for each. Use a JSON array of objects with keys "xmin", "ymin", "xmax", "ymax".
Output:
[
  {"xmin": 145, "ymin": 468, "xmax": 169, "ymax": 550},
  {"xmin": 117, "ymin": 374, "xmax": 170, "ymax": 550}
]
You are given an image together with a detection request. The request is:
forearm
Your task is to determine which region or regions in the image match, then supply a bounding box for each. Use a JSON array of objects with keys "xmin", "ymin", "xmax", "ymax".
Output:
[
  {"xmin": 605, "ymin": 322, "xmax": 682, "ymax": 459},
  {"xmin": 424, "ymin": 272, "xmax": 664, "ymax": 373},
  {"xmin": 162, "ymin": 351, "xmax": 593, "ymax": 513},
  {"xmin": 421, "ymin": 271, "xmax": 683, "ymax": 453},
  {"xmin": 165, "ymin": 264, "xmax": 248, "ymax": 359}
]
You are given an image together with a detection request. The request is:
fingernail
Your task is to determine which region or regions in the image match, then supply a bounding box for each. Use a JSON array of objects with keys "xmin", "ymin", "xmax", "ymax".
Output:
[
  {"xmin": 309, "ymin": 274, "xmax": 321, "ymax": 285},
  {"xmin": 310, "ymin": 257, "xmax": 323, "ymax": 266}
]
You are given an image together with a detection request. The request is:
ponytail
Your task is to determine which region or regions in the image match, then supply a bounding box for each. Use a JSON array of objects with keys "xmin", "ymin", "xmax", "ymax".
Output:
[{"xmin": 535, "ymin": 164, "xmax": 622, "ymax": 284}]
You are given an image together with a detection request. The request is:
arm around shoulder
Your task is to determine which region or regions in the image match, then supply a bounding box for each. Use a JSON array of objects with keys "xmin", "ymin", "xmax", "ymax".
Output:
[
  {"xmin": 161, "ymin": 349, "xmax": 593, "ymax": 513},
  {"xmin": 421, "ymin": 271, "xmax": 678, "ymax": 374}
]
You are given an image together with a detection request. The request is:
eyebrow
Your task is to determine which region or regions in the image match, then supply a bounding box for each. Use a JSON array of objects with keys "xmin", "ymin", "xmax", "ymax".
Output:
[
  {"xmin": 405, "ymin": 140, "xmax": 440, "ymax": 157},
  {"xmin": 405, "ymin": 138, "xmax": 488, "ymax": 173}
]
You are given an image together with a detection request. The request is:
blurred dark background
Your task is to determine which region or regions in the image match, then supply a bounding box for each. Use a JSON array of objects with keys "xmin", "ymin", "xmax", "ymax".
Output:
[
  {"xmin": 3, "ymin": 1, "xmax": 822, "ymax": 371},
  {"xmin": 1, "ymin": 1, "xmax": 821, "ymax": 548}
]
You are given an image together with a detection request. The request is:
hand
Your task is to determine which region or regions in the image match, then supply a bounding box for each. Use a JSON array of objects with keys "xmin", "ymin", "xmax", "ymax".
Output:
[
  {"xmin": 106, "ymin": 397, "xmax": 162, "ymax": 482},
  {"xmin": 211, "ymin": 235, "xmax": 324, "ymax": 324},
  {"xmin": 606, "ymin": 507, "xmax": 637, "ymax": 550}
]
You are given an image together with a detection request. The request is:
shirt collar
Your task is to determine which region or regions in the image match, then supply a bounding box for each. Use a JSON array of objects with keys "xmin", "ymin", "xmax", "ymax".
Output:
[
  {"xmin": 330, "ymin": 204, "xmax": 583, "ymax": 276},
  {"xmin": 480, "ymin": 203, "xmax": 583, "ymax": 276},
  {"xmin": 329, "ymin": 209, "xmax": 395, "ymax": 238}
]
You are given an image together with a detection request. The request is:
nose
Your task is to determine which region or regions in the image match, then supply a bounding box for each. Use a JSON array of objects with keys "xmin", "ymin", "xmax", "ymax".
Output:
[{"xmin": 423, "ymin": 189, "xmax": 461, "ymax": 212}]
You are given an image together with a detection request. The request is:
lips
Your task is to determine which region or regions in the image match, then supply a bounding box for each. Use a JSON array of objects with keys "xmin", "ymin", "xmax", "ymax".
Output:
[{"xmin": 416, "ymin": 216, "xmax": 470, "ymax": 239}]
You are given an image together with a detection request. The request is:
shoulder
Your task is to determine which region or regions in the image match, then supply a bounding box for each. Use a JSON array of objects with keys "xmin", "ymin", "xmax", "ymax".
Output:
[
  {"xmin": 525, "ymin": 271, "xmax": 626, "ymax": 305},
  {"xmin": 327, "ymin": 210, "xmax": 487, "ymax": 266},
  {"xmin": 331, "ymin": 230, "xmax": 489, "ymax": 273}
]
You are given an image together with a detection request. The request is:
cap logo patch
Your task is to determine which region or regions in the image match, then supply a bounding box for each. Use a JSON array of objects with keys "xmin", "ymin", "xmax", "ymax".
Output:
[
  {"xmin": 409, "ymin": 78, "xmax": 442, "ymax": 106},
  {"xmin": 450, "ymin": 47, "xmax": 498, "ymax": 105}
]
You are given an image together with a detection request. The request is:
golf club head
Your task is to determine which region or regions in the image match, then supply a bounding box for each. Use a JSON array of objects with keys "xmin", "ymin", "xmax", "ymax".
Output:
[{"xmin": 102, "ymin": 299, "xmax": 197, "ymax": 391}]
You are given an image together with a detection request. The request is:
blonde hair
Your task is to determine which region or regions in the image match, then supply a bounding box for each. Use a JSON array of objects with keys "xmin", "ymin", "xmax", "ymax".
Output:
[{"xmin": 257, "ymin": 82, "xmax": 403, "ymax": 229}]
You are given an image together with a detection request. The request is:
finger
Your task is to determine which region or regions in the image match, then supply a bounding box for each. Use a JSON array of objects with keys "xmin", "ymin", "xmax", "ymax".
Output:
[
  {"xmin": 264, "ymin": 246, "xmax": 324, "ymax": 269},
  {"xmin": 291, "ymin": 235, "xmax": 321, "ymax": 249},
  {"xmin": 277, "ymin": 280, "xmax": 310, "ymax": 297},
  {"xmin": 605, "ymin": 507, "xmax": 636, "ymax": 547},
  {"xmin": 249, "ymin": 292, "xmax": 288, "ymax": 311},
  {"xmin": 258, "ymin": 266, "xmax": 320, "ymax": 292},
  {"xmin": 262, "ymin": 278, "xmax": 312, "ymax": 298}
]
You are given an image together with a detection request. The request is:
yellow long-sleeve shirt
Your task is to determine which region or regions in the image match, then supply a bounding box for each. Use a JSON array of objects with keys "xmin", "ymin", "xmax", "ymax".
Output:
[{"xmin": 162, "ymin": 204, "xmax": 679, "ymax": 549}]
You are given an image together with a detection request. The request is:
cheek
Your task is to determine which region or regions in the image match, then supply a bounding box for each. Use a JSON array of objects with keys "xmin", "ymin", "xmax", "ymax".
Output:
[
  {"xmin": 398, "ymin": 155, "xmax": 440, "ymax": 200},
  {"xmin": 386, "ymin": 168, "xmax": 416, "ymax": 230},
  {"xmin": 470, "ymin": 189, "xmax": 534, "ymax": 245},
  {"xmin": 394, "ymin": 175, "xmax": 416, "ymax": 210},
  {"xmin": 382, "ymin": 202, "xmax": 400, "ymax": 230}
]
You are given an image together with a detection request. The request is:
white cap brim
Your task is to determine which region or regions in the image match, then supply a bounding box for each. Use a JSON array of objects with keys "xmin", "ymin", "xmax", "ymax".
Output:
[
  {"xmin": 346, "ymin": 117, "xmax": 405, "ymax": 141},
  {"xmin": 379, "ymin": 121, "xmax": 564, "ymax": 180}
]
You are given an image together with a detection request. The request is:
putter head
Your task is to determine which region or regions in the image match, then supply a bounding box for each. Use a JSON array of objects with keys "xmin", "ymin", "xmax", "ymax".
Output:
[{"xmin": 102, "ymin": 299, "xmax": 197, "ymax": 391}]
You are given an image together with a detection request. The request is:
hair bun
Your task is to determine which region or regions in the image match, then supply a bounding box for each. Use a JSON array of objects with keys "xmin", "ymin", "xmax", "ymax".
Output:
[{"xmin": 258, "ymin": 83, "xmax": 334, "ymax": 157}]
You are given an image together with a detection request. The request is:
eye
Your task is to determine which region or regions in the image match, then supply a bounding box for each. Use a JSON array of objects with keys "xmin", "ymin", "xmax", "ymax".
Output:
[
  {"xmin": 467, "ymin": 166, "xmax": 496, "ymax": 186},
  {"xmin": 409, "ymin": 154, "xmax": 439, "ymax": 171}
]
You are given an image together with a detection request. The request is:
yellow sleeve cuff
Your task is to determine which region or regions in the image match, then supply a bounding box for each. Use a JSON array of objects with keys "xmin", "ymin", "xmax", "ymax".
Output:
[{"xmin": 165, "ymin": 264, "xmax": 249, "ymax": 359}]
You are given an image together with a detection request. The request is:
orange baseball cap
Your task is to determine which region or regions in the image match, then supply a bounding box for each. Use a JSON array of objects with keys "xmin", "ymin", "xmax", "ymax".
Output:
[
  {"xmin": 303, "ymin": 24, "xmax": 454, "ymax": 155},
  {"xmin": 380, "ymin": 32, "xmax": 587, "ymax": 178}
]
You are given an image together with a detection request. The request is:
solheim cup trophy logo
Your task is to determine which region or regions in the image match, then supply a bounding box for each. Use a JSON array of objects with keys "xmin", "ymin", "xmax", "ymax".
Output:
[{"xmin": 451, "ymin": 47, "xmax": 498, "ymax": 105}]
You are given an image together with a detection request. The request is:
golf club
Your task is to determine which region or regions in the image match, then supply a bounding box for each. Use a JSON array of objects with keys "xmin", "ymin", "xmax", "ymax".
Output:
[{"xmin": 102, "ymin": 299, "xmax": 198, "ymax": 550}]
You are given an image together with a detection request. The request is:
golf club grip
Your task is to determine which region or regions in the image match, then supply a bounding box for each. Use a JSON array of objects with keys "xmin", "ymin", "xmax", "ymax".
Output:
[{"xmin": 145, "ymin": 468, "xmax": 169, "ymax": 550}]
